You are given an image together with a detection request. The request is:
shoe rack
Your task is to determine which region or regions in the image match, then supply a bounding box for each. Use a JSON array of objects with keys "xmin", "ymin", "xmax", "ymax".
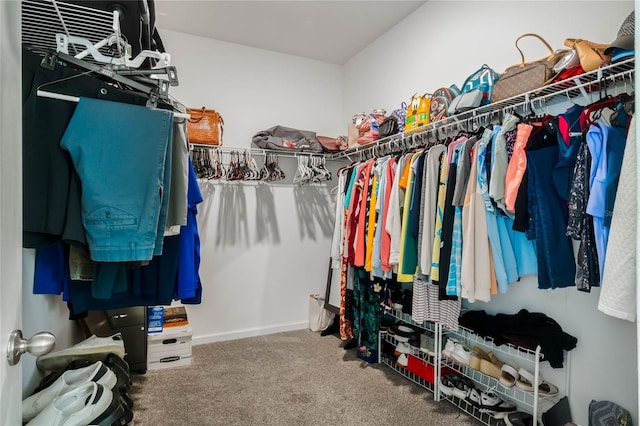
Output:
[
  {"xmin": 441, "ymin": 324, "xmax": 567, "ymax": 425},
  {"xmin": 378, "ymin": 310, "xmax": 439, "ymax": 395},
  {"xmin": 377, "ymin": 310, "xmax": 569, "ymax": 426}
]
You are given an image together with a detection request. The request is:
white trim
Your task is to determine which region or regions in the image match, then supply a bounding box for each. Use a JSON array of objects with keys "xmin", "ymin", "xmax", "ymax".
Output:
[{"xmin": 192, "ymin": 321, "xmax": 308, "ymax": 346}]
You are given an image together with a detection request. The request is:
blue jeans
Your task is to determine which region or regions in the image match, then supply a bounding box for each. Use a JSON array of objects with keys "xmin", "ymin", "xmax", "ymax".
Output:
[{"xmin": 61, "ymin": 97, "xmax": 174, "ymax": 262}]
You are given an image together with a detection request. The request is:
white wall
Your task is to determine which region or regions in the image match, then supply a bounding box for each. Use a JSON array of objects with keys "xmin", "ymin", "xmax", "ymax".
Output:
[
  {"xmin": 159, "ymin": 30, "xmax": 343, "ymax": 343},
  {"xmin": 343, "ymin": 2, "xmax": 636, "ymax": 425},
  {"xmin": 344, "ymin": 1, "xmax": 633, "ymax": 118},
  {"xmin": 22, "ymin": 250, "xmax": 78, "ymax": 397}
]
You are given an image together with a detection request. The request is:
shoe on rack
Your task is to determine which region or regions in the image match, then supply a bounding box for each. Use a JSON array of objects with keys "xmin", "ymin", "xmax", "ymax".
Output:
[
  {"xmin": 499, "ymin": 363, "xmax": 519, "ymax": 388},
  {"xmin": 452, "ymin": 376, "xmax": 475, "ymax": 400},
  {"xmin": 440, "ymin": 374, "xmax": 461, "ymax": 397},
  {"xmin": 515, "ymin": 368, "xmax": 539, "ymax": 392},
  {"xmin": 480, "ymin": 352, "xmax": 504, "ymax": 379},
  {"xmin": 394, "ymin": 342, "xmax": 411, "ymax": 356},
  {"xmin": 419, "ymin": 333, "xmax": 436, "ymax": 356},
  {"xmin": 537, "ymin": 381, "xmax": 559, "ymax": 396},
  {"xmin": 36, "ymin": 334, "xmax": 125, "ymax": 372},
  {"xmin": 442, "ymin": 338, "xmax": 458, "ymax": 358},
  {"xmin": 467, "ymin": 388, "xmax": 517, "ymax": 413},
  {"xmin": 505, "ymin": 411, "xmax": 534, "ymax": 426},
  {"xmin": 469, "ymin": 349, "xmax": 489, "ymax": 371},
  {"xmin": 23, "ymin": 361, "xmax": 117, "ymax": 423},
  {"xmin": 396, "ymin": 353, "xmax": 409, "ymax": 368},
  {"xmin": 450, "ymin": 343, "xmax": 472, "ymax": 366},
  {"xmin": 25, "ymin": 382, "xmax": 132, "ymax": 426}
]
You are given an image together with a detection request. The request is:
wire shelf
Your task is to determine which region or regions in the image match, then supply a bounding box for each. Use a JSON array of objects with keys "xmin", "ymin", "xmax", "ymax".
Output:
[
  {"xmin": 389, "ymin": 309, "xmax": 438, "ymax": 333},
  {"xmin": 381, "ymin": 334, "xmax": 437, "ymax": 365},
  {"xmin": 380, "ymin": 354, "xmax": 436, "ymax": 394},
  {"xmin": 189, "ymin": 144, "xmax": 328, "ymax": 160},
  {"xmin": 440, "ymin": 394, "xmax": 502, "ymax": 426},
  {"xmin": 330, "ymin": 58, "xmax": 635, "ymax": 161},
  {"xmin": 443, "ymin": 325, "xmax": 541, "ymax": 364},
  {"xmin": 441, "ymin": 358, "xmax": 560, "ymax": 410}
]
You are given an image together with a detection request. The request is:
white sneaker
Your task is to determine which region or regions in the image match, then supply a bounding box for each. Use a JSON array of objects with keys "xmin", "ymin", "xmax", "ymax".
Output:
[
  {"xmin": 450, "ymin": 343, "xmax": 472, "ymax": 365},
  {"xmin": 396, "ymin": 353, "xmax": 409, "ymax": 368},
  {"xmin": 394, "ymin": 342, "xmax": 411, "ymax": 356},
  {"xmin": 26, "ymin": 382, "xmax": 114, "ymax": 426},
  {"xmin": 36, "ymin": 334, "xmax": 125, "ymax": 372},
  {"xmin": 442, "ymin": 338, "xmax": 457, "ymax": 357},
  {"xmin": 23, "ymin": 361, "xmax": 117, "ymax": 422}
]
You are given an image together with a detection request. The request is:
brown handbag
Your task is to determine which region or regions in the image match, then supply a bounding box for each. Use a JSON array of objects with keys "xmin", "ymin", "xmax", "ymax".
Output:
[
  {"xmin": 186, "ymin": 107, "xmax": 224, "ymax": 145},
  {"xmin": 492, "ymin": 34, "xmax": 570, "ymax": 103}
]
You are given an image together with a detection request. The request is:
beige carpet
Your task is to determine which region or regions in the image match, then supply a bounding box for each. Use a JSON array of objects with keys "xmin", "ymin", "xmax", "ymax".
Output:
[{"xmin": 130, "ymin": 329, "xmax": 481, "ymax": 426}]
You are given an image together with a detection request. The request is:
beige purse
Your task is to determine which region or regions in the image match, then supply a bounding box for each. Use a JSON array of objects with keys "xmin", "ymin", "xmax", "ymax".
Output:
[{"xmin": 564, "ymin": 38, "xmax": 611, "ymax": 72}]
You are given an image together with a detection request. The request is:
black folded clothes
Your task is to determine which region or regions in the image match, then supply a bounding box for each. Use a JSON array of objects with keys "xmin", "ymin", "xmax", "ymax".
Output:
[{"xmin": 459, "ymin": 309, "xmax": 577, "ymax": 368}]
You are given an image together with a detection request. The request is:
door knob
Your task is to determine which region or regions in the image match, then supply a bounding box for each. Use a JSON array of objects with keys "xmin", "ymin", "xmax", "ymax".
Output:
[{"xmin": 7, "ymin": 330, "xmax": 56, "ymax": 366}]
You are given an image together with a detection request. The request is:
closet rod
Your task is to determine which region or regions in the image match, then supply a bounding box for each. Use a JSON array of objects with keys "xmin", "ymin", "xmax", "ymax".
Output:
[
  {"xmin": 330, "ymin": 58, "xmax": 635, "ymax": 161},
  {"xmin": 189, "ymin": 144, "xmax": 328, "ymax": 160},
  {"xmin": 36, "ymin": 89, "xmax": 191, "ymax": 119}
]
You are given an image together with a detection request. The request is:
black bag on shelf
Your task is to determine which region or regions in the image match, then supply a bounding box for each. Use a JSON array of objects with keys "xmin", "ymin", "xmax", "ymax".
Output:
[
  {"xmin": 252, "ymin": 125, "xmax": 324, "ymax": 153},
  {"xmin": 378, "ymin": 116, "xmax": 399, "ymax": 139}
]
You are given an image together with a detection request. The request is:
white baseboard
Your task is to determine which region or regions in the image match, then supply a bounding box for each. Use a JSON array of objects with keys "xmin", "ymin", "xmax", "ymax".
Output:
[{"xmin": 192, "ymin": 321, "xmax": 308, "ymax": 346}]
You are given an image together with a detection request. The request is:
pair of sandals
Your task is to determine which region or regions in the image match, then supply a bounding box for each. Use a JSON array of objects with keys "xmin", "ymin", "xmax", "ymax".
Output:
[{"xmin": 499, "ymin": 364, "xmax": 559, "ymax": 396}]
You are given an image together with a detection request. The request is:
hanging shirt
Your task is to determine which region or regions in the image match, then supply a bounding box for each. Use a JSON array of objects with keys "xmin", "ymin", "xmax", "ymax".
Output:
[
  {"xmin": 567, "ymin": 140, "xmax": 599, "ymax": 291},
  {"xmin": 446, "ymin": 144, "xmax": 468, "ymax": 296},
  {"xmin": 419, "ymin": 145, "xmax": 447, "ymax": 275},
  {"xmin": 587, "ymin": 108, "xmax": 630, "ymax": 281},
  {"xmin": 452, "ymin": 137, "xmax": 476, "ymax": 207},
  {"xmin": 552, "ymin": 104, "xmax": 585, "ymax": 201},
  {"xmin": 177, "ymin": 157, "xmax": 204, "ymax": 303},
  {"xmin": 430, "ymin": 150, "xmax": 448, "ymax": 281},
  {"xmin": 386, "ymin": 155, "xmax": 408, "ymax": 266},
  {"xmin": 345, "ymin": 164, "xmax": 364, "ymax": 265},
  {"xmin": 478, "ymin": 128, "xmax": 517, "ymax": 292},
  {"xmin": 489, "ymin": 113, "xmax": 519, "ymax": 215},
  {"xmin": 380, "ymin": 158, "xmax": 396, "ymax": 272},
  {"xmin": 398, "ymin": 152, "xmax": 421, "ymax": 282},
  {"xmin": 600, "ymin": 115, "xmax": 637, "ymax": 321},
  {"xmin": 461, "ymin": 143, "xmax": 491, "ymax": 303},
  {"xmin": 372, "ymin": 157, "xmax": 390, "ymax": 278},
  {"xmin": 505, "ymin": 123, "xmax": 534, "ymax": 213},
  {"xmin": 354, "ymin": 161, "xmax": 374, "ymax": 267},
  {"xmin": 364, "ymin": 173, "xmax": 378, "ymax": 271},
  {"xmin": 331, "ymin": 171, "xmax": 348, "ymax": 267}
]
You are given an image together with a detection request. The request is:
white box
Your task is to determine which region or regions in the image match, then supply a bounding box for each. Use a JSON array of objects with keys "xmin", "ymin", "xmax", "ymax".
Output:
[{"xmin": 147, "ymin": 325, "xmax": 192, "ymax": 370}]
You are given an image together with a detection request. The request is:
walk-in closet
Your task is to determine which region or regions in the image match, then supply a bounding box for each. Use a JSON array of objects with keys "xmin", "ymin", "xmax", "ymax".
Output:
[{"xmin": 1, "ymin": 1, "xmax": 638, "ymax": 425}]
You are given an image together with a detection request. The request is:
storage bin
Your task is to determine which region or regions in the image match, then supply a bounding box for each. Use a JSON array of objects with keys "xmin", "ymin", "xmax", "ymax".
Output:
[
  {"xmin": 147, "ymin": 325, "xmax": 192, "ymax": 370},
  {"xmin": 406, "ymin": 354, "xmax": 455, "ymax": 384}
]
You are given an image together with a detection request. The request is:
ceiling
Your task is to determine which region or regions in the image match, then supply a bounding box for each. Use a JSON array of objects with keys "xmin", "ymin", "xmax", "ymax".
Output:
[{"xmin": 154, "ymin": 1, "xmax": 426, "ymax": 64}]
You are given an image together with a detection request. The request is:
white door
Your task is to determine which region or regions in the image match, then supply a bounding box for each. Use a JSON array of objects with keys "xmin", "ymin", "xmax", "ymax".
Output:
[{"xmin": 0, "ymin": 1, "xmax": 23, "ymax": 425}]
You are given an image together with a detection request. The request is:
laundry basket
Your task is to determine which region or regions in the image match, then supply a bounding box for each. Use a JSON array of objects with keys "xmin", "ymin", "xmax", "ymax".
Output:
[{"xmin": 308, "ymin": 294, "xmax": 335, "ymax": 332}]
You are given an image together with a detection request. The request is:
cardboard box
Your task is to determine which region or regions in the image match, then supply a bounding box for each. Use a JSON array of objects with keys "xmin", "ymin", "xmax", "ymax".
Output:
[{"xmin": 147, "ymin": 325, "xmax": 192, "ymax": 370}]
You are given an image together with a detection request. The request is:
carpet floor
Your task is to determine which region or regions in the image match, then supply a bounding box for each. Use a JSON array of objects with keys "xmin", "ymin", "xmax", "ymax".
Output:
[{"xmin": 130, "ymin": 329, "xmax": 482, "ymax": 425}]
